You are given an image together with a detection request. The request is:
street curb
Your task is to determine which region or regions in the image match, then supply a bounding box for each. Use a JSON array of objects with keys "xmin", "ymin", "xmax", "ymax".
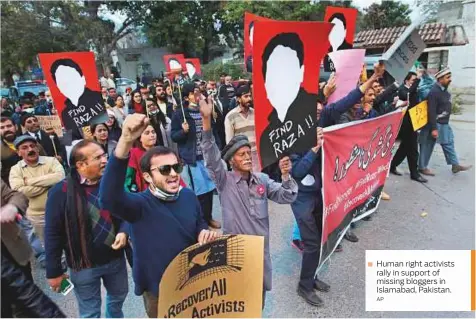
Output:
[{"xmin": 452, "ymin": 119, "xmax": 475, "ymax": 123}]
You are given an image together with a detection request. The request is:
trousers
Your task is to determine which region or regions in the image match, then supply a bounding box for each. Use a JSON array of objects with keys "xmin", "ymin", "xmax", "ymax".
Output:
[
  {"xmin": 69, "ymin": 257, "xmax": 128, "ymax": 318},
  {"xmin": 291, "ymin": 194, "xmax": 322, "ymax": 291}
]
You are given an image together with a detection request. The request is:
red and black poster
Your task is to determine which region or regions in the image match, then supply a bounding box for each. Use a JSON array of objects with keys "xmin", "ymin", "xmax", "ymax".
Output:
[
  {"xmin": 163, "ymin": 54, "xmax": 186, "ymax": 82},
  {"xmin": 252, "ymin": 20, "xmax": 333, "ymax": 169},
  {"xmin": 244, "ymin": 12, "xmax": 272, "ymax": 73},
  {"xmin": 323, "ymin": 6, "xmax": 358, "ymax": 72},
  {"xmin": 184, "ymin": 58, "xmax": 202, "ymax": 80},
  {"xmin": 39, "ymin": 51, "xmax": 107, "ymax": 131},
  {"xmin": 319, "ymin": 109, "xmax": 405, "ymax": 268}
]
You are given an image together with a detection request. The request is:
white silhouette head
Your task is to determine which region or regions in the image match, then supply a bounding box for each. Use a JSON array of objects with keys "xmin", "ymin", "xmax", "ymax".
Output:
[
  {"xmin": 169, "ymin": 59, "xmax": 182, "ymax": 71},
  {"xmin": 53, "ymin": 63, "xmax": 86, "ymax": 106},
  {"xmin": 186, "ymin": 62, "xmax": 196, "ymax": 78},
  {"xmin": 329, "ymin": 14, "xmax": 347, "ymax": 51},
  {"xmin": 263, "ymin": 33, "xmax": 304, "ymax": 122},
  {"xmin": 249, "ymin": 22, "xmax": 254, "ymax": 48}
]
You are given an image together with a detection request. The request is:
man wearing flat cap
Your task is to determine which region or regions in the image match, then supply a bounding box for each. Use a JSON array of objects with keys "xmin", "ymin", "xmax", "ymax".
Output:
[
  {"xmin": 9, "ymin": 135, "xmax": 65, "ymax": 264},
  {"xmin": 199, "ymin": 94, "xmax": 298, "ymax": 308},
  {"xmin": 418, "ymin": 67, "xmax": 472, "ymax": 175},
  {"xmin": 171, "ymin": 83, "xmax": 221, "ymax": 229}
]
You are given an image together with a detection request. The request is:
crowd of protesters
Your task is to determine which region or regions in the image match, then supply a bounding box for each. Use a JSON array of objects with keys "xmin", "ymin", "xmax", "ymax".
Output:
[{"xmin": 0, "ymin": 60, "xmax": 471, "ymax": 317}]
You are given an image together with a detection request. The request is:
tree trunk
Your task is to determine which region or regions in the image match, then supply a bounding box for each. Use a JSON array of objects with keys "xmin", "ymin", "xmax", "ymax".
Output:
[{"xmin": 202, "ymin": 37, "xmax": 210, "ymax": 64}]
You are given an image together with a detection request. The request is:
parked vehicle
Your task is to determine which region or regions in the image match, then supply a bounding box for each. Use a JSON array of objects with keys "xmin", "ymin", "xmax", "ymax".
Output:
[{"xmin": 9, "ymin": 80, "xmax": 49, "ymax": 104}]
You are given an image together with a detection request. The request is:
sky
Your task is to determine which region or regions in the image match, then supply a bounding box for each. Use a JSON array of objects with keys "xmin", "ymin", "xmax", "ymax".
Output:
[
  {"xmin": 352, "ymin": 0, "xmax": 421, "ymax": 21},
  {"xmin": 101, "ymin": 0, "xmax": 422, "ymax": 31}
]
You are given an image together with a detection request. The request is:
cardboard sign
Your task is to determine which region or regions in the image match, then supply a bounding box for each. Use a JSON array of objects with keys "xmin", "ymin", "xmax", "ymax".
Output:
[
  {"xmin": 38, "ymin": 52, "xmax": 108, "ymax": 131},
  {"xmin": 244, "ymin": 12, "xmax": 273, "ymax": 73},
  {"xmin": 36, "ymin": 115, "xmax": 63, "ymax": 137},
  {"xmin": 326, "ymin": 49, "xmax": 366, "ymax": 104},
  {"xmin": 184, "ymin": 58, "xmax": 202, "ymax": 80},
  {"xmin": 409, "ymin": 100, "xmax": 428, "ymax": 131},
  {"xmin": 252, "ymin": 20, "xmax": 333, "ymax": 169},
  {"xmin": 319, "ymin": 109, "xmax": 405, "ymax": 269},
  {"xmin": 158, "ymin": 235, "xmax": 264, "ymax": 318},
  {"xmin": 163, "ymin": 54, "xmax": 186, "ymax": 81},
  {"xmin": 383, "ymin": 26, "xmax": 426, "ymax": 83},
  {"xmin": 323, "ymin": 6, "xmax": 358, "ymax": 72}
]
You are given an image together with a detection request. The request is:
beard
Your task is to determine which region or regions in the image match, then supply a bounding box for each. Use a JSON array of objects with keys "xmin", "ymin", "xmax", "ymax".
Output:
[{"xmin": 2, "ymin": 132, "xmax": 16, "ymax": 142}]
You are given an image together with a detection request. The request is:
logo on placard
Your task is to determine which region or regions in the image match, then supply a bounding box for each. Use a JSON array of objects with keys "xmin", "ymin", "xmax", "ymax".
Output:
[{"xmin": 176, "ymin": 235, "xmax": 244, "ymax": 290}]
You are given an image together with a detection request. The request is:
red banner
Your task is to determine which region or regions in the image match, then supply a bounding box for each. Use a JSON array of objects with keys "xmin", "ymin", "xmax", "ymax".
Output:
[
  {"xmin": 244, "ymin": 12, "xmax": 272, "ymax": 73},
  {"xmin": 319, "ymin": 109, "xmax": 405, "ymax": 267},
  {"xmin": 39, "ymin": 51, "xmax": 107, "ymax": 130},
  {"xmin": 252, "ymin": 20, "xmax": 332, "ymax": 169},
  {"xmin": 323, "ymin": 6, "xmax": 358, "ymax": 72},
  {"xmin": 184, "ymin": 58, "xmax": 202, "ymax": 80}
]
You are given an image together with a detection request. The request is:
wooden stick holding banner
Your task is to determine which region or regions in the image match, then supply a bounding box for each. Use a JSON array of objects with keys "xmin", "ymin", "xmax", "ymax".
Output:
[
  {"xmin": 49, "ymin": 135, "xmax": 58, "ymax": 157},
  {"xmin": 176, "ymin": 83, "xmax": 187, "ymax": 123}
]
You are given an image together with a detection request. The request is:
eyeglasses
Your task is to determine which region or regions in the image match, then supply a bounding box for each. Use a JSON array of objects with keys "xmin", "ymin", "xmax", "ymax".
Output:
[
  {"xmin": 25, "ymin": 118, "xmax": 38, "ymax": 124},
  {"xmin": 91, "ymin": 152, "xmax": 108, "ymax": 162},
  {"xmin": 150, "ymin": 163, "xmax": 183, "ymax": 176}
]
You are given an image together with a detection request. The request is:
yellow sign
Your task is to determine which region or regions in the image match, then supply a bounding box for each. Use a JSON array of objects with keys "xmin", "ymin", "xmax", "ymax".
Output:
[
  {"xmin": 409, "ymin": 101, "xmax": 428, "ymax": 131},
  {"xmin": 36, "ymin": 115, "xmax": 63, "ymax": 137},
  {"xmin": 158, "ymin": 235, "xmax": 264, "ymax": 318}
]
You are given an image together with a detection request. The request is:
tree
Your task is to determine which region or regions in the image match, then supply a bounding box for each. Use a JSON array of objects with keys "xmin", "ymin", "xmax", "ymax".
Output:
[
  {"xmin": 360, "ymin": 0, "xmax": 412, "ymax": 30},
  {"xmin": 413, "ymin": 0, "xmax": 443, "ymax": 23},
  {"xmin": 0, "ymin": 1, "xmax": 143, "ymax": 83}
]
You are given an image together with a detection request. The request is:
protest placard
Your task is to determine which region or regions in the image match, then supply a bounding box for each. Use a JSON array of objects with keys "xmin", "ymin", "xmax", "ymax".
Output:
[
  {"xmin": 319, "ymin": 109, "xmax": 405, "ymax": 268},
  {"xmin": 252, "ymin": 20, "xmax": 332, "ymax": 169},
  {"xmin": 323, "ymin": 6, "xmax": 358, "ymax": 72},
  {"xmin": 36, "ymin": 115, "xmax": 63, "ymax": 137},
  {"xmin": 158, "ymin": 235, "xmax": 264, "ymax": 318},
  {"xmin": 39, "ymin": 52, "xmax": 108, "ymax": 131},
  {"xmin": 326, "ymin": 49, "xmax": 366, "ymax": 104},
  {"xmin": 382, "ymin": 26, "xmax": 426, "ymax": 83},
  {"xmin": 409, "ymin": 100, "xmax": 428, "ymax": 131}
]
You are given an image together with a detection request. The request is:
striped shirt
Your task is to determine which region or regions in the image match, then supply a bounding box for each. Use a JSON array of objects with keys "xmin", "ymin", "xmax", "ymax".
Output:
[{"xmin": 224, "ymin": 107, "xmax": 256, "ymax": 151}]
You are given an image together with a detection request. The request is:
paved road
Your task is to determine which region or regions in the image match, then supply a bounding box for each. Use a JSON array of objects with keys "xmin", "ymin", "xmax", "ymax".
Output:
[{"xmin": 33, "ymin": 120, "xmax": 475, "ymax": 318}]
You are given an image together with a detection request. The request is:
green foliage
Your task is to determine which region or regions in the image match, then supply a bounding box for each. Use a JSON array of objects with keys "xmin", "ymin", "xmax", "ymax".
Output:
[
  {"xmin": 0, "ymin": 1, "xmax": 140, "ymax": 84},
  {"xmin": 201, "ymin": 61, "xmax": 248, "ymax": 82},
  {"xmin": 451, "ymin": 92, "xmax": 463, "ymax": 115},
  {"xmin": 360, "ymin": 0, "xmax": 412, "ymax": 30}
]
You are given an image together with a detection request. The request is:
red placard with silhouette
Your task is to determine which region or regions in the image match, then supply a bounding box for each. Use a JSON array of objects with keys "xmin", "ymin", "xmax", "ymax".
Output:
[
  {"xmin": 323, "ymin": 6, "xmax": 359, "ymax": 72},
  {"xmin": 184, "ymin": 58, "xmax": 202, "ymax": 79},
  {"xmin": 39, "ymin": 51, "xmax": 107, "ymax": 131},
  {"xmin": 244, "ymin": 12, "xmax": 272, "ymax": 73},
  {"xmin": 252, "ymin": 20, "xmax": 333, "ymax": 169},
  {"xmin": 163, "ymin": 54, "xmax": 186, "ymax": 81}
]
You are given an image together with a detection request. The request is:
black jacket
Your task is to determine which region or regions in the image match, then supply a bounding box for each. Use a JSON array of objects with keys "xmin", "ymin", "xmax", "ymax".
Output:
[
  {"xmin": 259, "ymin": 88, "xmax": 317, "ymax": 169},
  {"xmin": 61, "ymin": 88, "xmax": 108, "ymax": 130},
  {"xmin": 398, "ymin": 79, "xmax": 420, "ymax": 134},
  {"xmin": 1, "ymin": 247, "xmax": 66, "ymax": 318}
]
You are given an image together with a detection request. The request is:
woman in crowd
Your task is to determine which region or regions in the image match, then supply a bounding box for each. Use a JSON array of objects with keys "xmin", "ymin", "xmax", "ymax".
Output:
[
  {"xmin": 124, "ymin": 124, "xmax": 157, "ymax": 192},
  {"xmin": 110, "ymin": 95, "xmax": 127, "ymax": 128},
  {"xmin": 145, "ymin": 98, "xmax": 177, "ymax": 153},
  {"xmin": 165, "ymin": 84, "xmax": 177, "ymax": 110},
  {"xmin": 91, "ymin": 123, "xmax": 117, "ymax": 156},
  {"xmin": 128, "ymin": 90, "xmax": 145, "ymax": 114},
  {"xmin": 105, "ymin": 109, "xmax": 122, "ymax": 142}
]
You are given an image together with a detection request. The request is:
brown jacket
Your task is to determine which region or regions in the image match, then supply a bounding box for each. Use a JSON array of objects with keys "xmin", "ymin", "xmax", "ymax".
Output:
[{"xmin": 1, "ymin": 180, "xmax": 32, "ymax": 266}]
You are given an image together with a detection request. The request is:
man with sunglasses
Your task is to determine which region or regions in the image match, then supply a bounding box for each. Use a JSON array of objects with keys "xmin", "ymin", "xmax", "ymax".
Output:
[
  {"xmin": 199, "ymin": 96, "xmax": 298, "ymax": 308},
  {"xmin": 100, "ymin": 113, "xmax": 218, "ymax": 318}
]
